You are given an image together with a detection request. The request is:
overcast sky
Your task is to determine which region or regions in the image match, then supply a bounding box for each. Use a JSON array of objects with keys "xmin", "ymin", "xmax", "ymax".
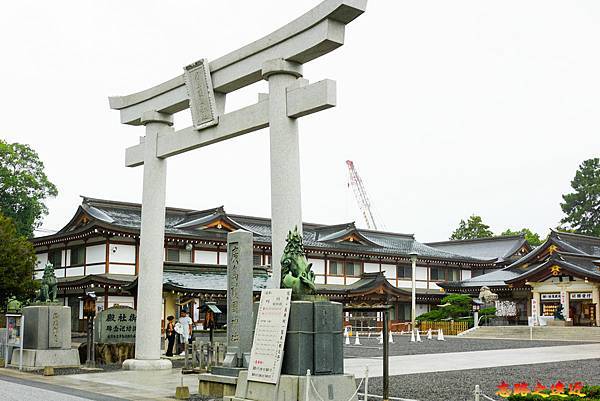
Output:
[{"xmin": 1, "ymin": 0, "xmax": 599, "ymax": 242}]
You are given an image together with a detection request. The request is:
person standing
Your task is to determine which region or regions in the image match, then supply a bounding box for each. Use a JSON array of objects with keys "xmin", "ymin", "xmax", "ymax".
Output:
[
  {"xmin": 178, "ymin": 308, "xmax": 193, "ymax": 355},
  {"xmin": 165, "ymin": 316, "xmax": 175, "ymax": 357}
]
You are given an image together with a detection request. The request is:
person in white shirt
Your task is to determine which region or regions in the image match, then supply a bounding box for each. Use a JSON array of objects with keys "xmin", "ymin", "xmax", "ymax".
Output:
[{"xmin": 178, "ymin": 308, "xmax": 193, "ymax": 355}]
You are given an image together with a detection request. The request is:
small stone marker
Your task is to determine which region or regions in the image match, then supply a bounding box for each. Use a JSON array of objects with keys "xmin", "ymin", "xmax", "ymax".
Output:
[
  {"xmin": 247, "ymin": 289, "xmax": 292, "ymax": 384},
  {"xmin": 94, "ymin": 306, "xmax": 137, "ymax": 343},
  {"xmin": 223, "ymin": 230, "xmax": 254, "ymax": 369}
]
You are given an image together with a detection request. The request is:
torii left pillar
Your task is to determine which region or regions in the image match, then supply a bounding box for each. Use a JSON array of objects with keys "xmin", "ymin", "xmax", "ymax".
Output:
[{"xmin": 123, "ymin": 111, "xmax": 173, "ymax": 370}]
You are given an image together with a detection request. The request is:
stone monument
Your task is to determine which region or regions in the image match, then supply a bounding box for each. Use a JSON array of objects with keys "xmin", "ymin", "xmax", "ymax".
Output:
[
  {"xmin": 108, "ymin": 0, "xmax": 366, "ymax": 370},
  {"xmin": 219, "ymin": 230, "xmax": 254, "ymax": 373},
  {"xmin": 12, "ymin": 263, "xmax": 79, "ymax": 369}
]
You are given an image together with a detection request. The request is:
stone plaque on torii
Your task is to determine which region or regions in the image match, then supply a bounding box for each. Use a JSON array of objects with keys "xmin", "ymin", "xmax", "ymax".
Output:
[{"xmin": 108, "ymin": 0, "xmax": 367, "ymax": 370}]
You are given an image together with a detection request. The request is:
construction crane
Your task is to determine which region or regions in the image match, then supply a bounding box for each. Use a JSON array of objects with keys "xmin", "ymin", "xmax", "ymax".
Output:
[{"xmin": 346, "ymin": 160, "xmax": 380, "ymax": 230}]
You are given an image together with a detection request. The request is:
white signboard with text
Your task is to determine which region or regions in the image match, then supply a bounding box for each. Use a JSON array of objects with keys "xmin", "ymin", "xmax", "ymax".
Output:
[{"xmin": 247, "ymin": 289, "xmax": 292, "ymax": 384}]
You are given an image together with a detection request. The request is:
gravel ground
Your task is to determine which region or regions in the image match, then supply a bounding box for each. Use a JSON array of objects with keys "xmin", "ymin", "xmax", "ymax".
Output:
[
  {"xmin": 361, "ymin": 358, "xmax": 600, "ymax": 401},
  {"xmin": 343, "ymin": 336, "xmax": 591, "ymax": 358}
]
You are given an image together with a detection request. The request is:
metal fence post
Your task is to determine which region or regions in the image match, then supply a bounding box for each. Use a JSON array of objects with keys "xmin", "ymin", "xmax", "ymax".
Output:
[{"xmin": 474, "ymin": 385, "xmax": 480, "ymax": 401}]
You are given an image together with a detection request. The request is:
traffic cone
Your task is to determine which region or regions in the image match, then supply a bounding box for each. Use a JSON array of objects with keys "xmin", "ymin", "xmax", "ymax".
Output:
[
  {"xmin": 354, "ymin": 332, "xmax": 361, "ymax": 345},
  {"xmin": 345, "ymin": 331, "xmax": 350, "ymax": 345},
  {"xmin": 389, "ymin": 331, "xmax": 394, "ymax": 344},
  {"xmin": 416, "ymin": 329, "xmax": 422, "ymax": 342},
  {"xmin": 378, "ymin": 331, "xmax": 384, "ymax": 344},
  {"xmin": 437, "ymin": 329, "xmax": 445, "ymax": 341},
  {"xmin": 427, "ymin": 328, "xmax": 433, "ymax": 340},
  {"xmin": 400, "ymin": 330, "xmax": 404, "ymax": 335},
  {"xmin": 410, "ymin": 330, "xmax": 415, "ymax": 343}
]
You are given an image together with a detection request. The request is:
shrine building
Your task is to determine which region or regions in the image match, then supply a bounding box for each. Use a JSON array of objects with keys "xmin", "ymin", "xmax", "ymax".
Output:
[{"xmin": 32, "ymin": 197, "xmax": 498, "ymax": 331}]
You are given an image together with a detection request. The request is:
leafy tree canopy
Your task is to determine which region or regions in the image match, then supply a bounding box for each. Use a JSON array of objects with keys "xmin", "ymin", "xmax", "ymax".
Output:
[
  {"xmin": 450, "ymin": 215, "xmax": 493, "ymax": 240},
  {"xmin": 0, "ymin": 140, "xmax": 57, "ymax": 237},
  {"xmin": 0, "ymin": 213, "xmax": 38, "ymax": 309},
  {"xmin": 416, "ymin": 294, "xmax": 472, "ymax": 321},
  {"xmin": 560, "ymin": 158, "xmax": 600, "ymax": 237},
  {"xmin": 501, "ymin": 228, "xmax": 543, "ymax": 246}
]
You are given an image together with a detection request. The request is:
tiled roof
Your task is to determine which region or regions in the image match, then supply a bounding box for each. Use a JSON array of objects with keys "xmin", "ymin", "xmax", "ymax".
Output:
[
  {"xmin": 426, "ymin": 235, "xmax": 530, "ymax": 263},
  {"xmin": 36, "ymin": 197, "xmax": 494, "ymax": 266}
]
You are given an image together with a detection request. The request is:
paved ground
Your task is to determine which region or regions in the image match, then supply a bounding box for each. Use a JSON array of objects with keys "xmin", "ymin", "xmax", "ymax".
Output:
[
  {"xmin": 345, "ymin": 342, "xmax": 600, "ymax": 378},
  {"xmin": 343, "ymin": 335, "xmax": 591, "ymax": 358},
  {"xmin": 363, "ymin": 358, "xmax": 600, "ymax": 401},
  {"xmin": 0, "ymin": 374, "xmax": 126, "ymax": 401},
  {"xmin": 0, "ymin": 367, "xmax": 197, "ymax": 401}
]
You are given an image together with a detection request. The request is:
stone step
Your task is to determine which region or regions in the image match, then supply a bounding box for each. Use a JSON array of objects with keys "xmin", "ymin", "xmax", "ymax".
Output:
[{"xmin": 461, "ymin": 326, "xmax": 600, "ymax": 341}]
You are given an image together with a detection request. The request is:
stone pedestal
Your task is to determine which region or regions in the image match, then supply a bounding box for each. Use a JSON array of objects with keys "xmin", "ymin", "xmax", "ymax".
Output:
[
  {"xmin": 11, "ymin": 305, "xmax": 80, "ymax": 369},
  {"xmin": 281, "ymin": 300, "xmax": 343, "ymax": 375},
  {"xmin": 235, "ymin": 300, "xmax": 351, "ymax": 401},
  {"xmin": 226, "ymin": 370, "xmax": 358, "ymax": 401}
]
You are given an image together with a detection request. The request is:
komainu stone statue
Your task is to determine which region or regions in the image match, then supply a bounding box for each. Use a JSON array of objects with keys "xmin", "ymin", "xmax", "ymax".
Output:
[
  {"xmin": 36, "ymin": 262, "xmax": 58, "ymax": 302},
  {"xmin": 478, "ymin": 285, "xmax": 498, "ymax": 304},
  {"xmin": 280, "ymin": 227, "xmax": 316, "ymax": 296}
]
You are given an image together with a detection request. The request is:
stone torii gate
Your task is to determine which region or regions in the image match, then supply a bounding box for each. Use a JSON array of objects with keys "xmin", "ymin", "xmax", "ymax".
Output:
[{"xmin": 109, "ymin": 0, "xmax": 366, "ymax": 370}]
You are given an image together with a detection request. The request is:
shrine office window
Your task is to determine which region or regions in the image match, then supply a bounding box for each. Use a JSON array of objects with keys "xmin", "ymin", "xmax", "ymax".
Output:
[
  {"xmin": 345, "ymin": 261, "xmax": 361, "ymax": 277},
  {"xmin": 70, "ymin": 246, "xmax": 85, "ymax": 266},
  {"xmin": 253, "ymin": 254, "xmax": 261, "ymax": 266},
  {"xmin": 48, "ymin": 249, "xmax": 62, "ymax": 267},
  {"xmin": 397, "ymin": 265, "xmax": 412, "ymax": 279},
  {"xmin": 167, "ymin": 248, "xmax": 192, "ymax": 263},
  {"xmin": 329, "ymin": 261, "xmax": 343, "ymax": 276}
]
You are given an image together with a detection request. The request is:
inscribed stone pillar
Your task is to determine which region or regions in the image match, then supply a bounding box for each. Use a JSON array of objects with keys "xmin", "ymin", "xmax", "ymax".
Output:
[
  {"xmin": 262, "ymin": 59, "xmax": 304, "ymax": 289},
  {"xmin": 223, "ymin": 230, "xmax": 254, "ymax": 368},
  {"xmin": 123, "ymin": 111, "xmax": 173, "ymax": 371}
]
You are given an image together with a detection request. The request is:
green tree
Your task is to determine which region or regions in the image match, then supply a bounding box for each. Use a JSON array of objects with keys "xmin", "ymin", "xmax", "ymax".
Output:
[
  {"xmin": 0, "ymin": 140, "xmax": 57, "ymax": 237},
  {"xmin": 416, "ymin": 294, "xmax": 473, "ymax": 321},
  {"xmin": 501, "ymin": 228, "xmax": 543, "ymax": 246},
  {"xmin": 450, "ymin": 215, "xmax": 493, "ymax": 240},
  {"xmin": 560, "ymin": 158, "xmax": 600, "ymax": 236},
  {"xmin": 0, "ymin": 213, "xmax": 38, "ymax": 309}
]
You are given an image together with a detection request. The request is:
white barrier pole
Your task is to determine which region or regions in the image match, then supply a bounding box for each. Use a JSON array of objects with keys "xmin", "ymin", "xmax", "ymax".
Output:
[
  {"xmin": 306, "ymin": 369, "xmax": 311, "ymax": 401},
  {"xmin": 364, "ymin": 366, "xmax": 369, "ymax": 401}
]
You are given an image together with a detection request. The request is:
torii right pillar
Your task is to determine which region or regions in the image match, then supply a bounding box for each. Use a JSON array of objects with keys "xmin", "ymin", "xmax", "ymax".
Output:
[{"xmin": 263, "ymin": 59, "xmax": 304, "ymax": 288}]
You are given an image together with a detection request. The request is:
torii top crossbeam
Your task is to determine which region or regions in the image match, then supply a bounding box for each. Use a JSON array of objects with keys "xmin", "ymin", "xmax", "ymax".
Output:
[{"xmin": 109, "ymin": 0, "xmax": 366, "ymax": 125}]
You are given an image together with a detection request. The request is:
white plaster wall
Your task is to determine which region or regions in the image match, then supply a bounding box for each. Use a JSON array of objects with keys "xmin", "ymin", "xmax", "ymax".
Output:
[
  {"xmin": 363, "ymin": 262, "xmax": 380, "ymax": 273},
  {"xmin": 66, "ymin": 267, "xmax": 84, "ymax": 277},
  {"xmin": 65, "ymin": 249, "xmax": 71, "ymax": 266},
  {"xmin": 397, "ymin": 280, "xmax": 411, "ymax": 288},
  {"xmin": 416, "ymin": 304, "xmax": 429, "ymax": 315},
  {"xmin": 110, "ymin": 244, "xmax": 136, "ymax": 263},
  {"xmin": 315, "ymin": 275, "xmax": 325, "ymax": 284},
  {"xmin": 195, "ymin": 250, "xmax": 216, "ymax": 264},
  {"xmin": 327, "ymin": 276, "xmax": 344, "ymax": 285},
  {"xmin": 387, "ymin": 279, "xmax": 396, "ymax": 286},
  {"xmin": 219, "ymin": 251, "xmax": 228, "ymax": 265},
  {"xmin": 110, "ymin": 264, "xmax": 135, "ymax": 275},
  {"xmin": 54, "ymin": 268, "xmax": 66, "ymax": 278},
  {"xmin": 36, "ymin": 253, "xmax": 48, "ymax": 269},
  {"xmin": 87, "ymin": 265, "xmax": 104, "ymax": 275},
  {"xmin": 462, "ymin": 270, "xmax": 471, "ymax": 280},
  {"xmin": 86, "ymin": 244, "xmax": 106, "ymax": 264},
  {"xmin": 416, "ymin": 281, "xmax": 427, "ymax": 289},
  {"xmin": 34, "ymin": 270, "xmax": 44, "ymax": 279},
  {"xmin": 381, "ymin": 264, "xmax": 395, "ymax": 279},
  {"xmin": 346, "ymin": 277, "xmax": 360, "ymax": 285},
  {"xmin": 308, "ymin": 258, "xmax": 325, "ymax": 274},
  {"xmin": 416, "ymin": 266, "xmax": 428, "ymax": 280},
  {"xmin": 429, "ymin": 282, "xmax": 440, "ymax": 290}
]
